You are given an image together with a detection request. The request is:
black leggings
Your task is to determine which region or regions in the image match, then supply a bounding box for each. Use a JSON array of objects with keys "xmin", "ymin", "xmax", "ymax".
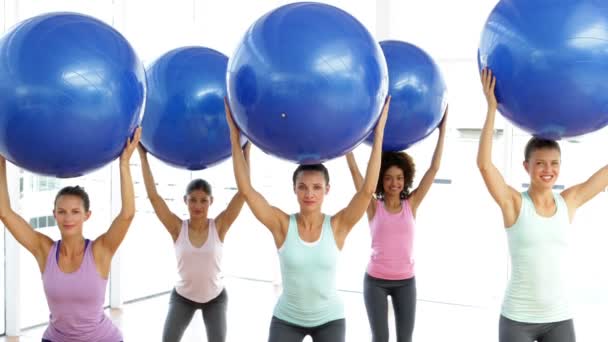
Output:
[
  {"xmin": 499, "ymin": 315, "xmax": 576, "ymax": 342},
  {"xmin": 364, "ymin": 273, "xmax": 416, "ymax": 342},
  {"xmin": 267, "ymin": 316, "xmax": 345, "ymax": 342},
  {"xmin": 162, "ymin": 288, "xmax": 228, "ymax": 342}
]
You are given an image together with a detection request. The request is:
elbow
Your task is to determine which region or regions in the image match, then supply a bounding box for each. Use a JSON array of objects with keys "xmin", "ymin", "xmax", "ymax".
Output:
[
  {"xmin": 241, "ymin": 190, "xmax": 256, "ymax": 203},
  {"xmin": 0, "ymin": 206, "xmax": 11, "ymax": 221},
  {"xmin": 361, "ymin": 185, "xmax": 376, "ymax": 198},
  {"xmin": 476, "ymin": 156, "xmax": 488, "ymax": 171},
  {"xmin": 119, "ymin": 210, "xmax": 135, "ymax": 222},
  {"xmin": 477, "ymin": 161, "xmax": 491, "ymax": 175}
]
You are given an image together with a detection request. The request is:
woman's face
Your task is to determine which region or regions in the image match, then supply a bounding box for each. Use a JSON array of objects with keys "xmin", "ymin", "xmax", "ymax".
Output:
[
  {"xmin": 524, "ymin": 148, "xmax": 561, "ymax": 190},
  {"xmin": 382, "ymin": 165, "xmax": 405, "ymax": 198},
  {"xmin": 185, "ymin": 189, "xmax": 212, "ymax": 219},
  {"xmin": 53, "ymin": 195, "xmax": 90, "ymax": 237},
  {"xmin": 294, "ymin": 170, "xmax": 329, "ymax": 213}
]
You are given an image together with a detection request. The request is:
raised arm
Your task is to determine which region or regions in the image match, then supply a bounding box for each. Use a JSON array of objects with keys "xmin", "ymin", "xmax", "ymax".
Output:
[
  {"xmin": 408, "ymin": 106, "xmax": 448, "ymax": 215},
  {"xmin": 215, "ymin": 142, "xmax": 251, "ymax": 242},
  {"xmin": 0, "ymin": 156, "xmax": 53, "ymax": 270},
  {"xmin": 476, "ymin": 68, "xmax": 520, "ymax": 227},
  {"xmin": 225, "ymin": 99, "xmax": 288, "ymax": 248},
  {"xmin": 345, "ymin": 151, "xmax": 376, "ymax": 220},
  {"xmin": 561, "ymin": 165, "xmax": 608, "ymax": 217},
  {"xmin": 95, "ymin": 127, "xmax": 141, "ymax": 256},
  {"xmin": 137, "ymin": 144, "xmax": 181, "ymax": 241},
  {"xmin": 333, "ymin": 96, "xmax": 390, "ymax": 244}
]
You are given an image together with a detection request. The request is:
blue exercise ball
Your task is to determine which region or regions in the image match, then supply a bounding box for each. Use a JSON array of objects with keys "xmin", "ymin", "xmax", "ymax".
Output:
[
  {"xmin": 365, "ymin": 40, "xmax": 447, "ymax": 151},
  {"xmin": 227, "ymin": 2, "xmax": 388, "ymax": 164},
  {"xmin": 0, "ymin": 12, "xmax": 145, "ymax": 177},
  {"xmin": 478, "ymin": 0, "xmax": 608, "ymax": 139},
  {"xmin": 142, "ymin": 47, "xmax": 241, "ymax": 170}
]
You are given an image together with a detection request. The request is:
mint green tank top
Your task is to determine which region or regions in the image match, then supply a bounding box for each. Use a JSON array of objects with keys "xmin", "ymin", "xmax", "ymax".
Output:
[
  {"xmin": 502, "ymin": 191, "xmax": 572, "ymax": 323},
  {"xmin": 273, "ymin": 214, "xmax": 344, "ymax": 327}
]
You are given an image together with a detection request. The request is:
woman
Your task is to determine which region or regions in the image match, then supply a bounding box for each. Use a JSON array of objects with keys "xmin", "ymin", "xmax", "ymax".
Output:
[
  {"xmin": 345, "ymin": 108, "xmax": 447, "ymax": 342},
  {"xmin": 478, "ymin": 68, "xmax": 608, "ymax": 342},
  {"xmin": 0, "ymin": 127, "xmax": 141, "ymax": 342},
  {"xmin": 225, "ymin": 96, "xmax": 389, "ymax": 342},
  {"xmin": 137, "ymin": 142, "xmax": 250, "ymax": 342}
]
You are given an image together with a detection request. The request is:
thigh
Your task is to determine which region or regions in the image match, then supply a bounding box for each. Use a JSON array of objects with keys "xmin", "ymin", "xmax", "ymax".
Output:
[
  {"xmin": 311, "ymin": 319, "xmax": 346, "ymax": 342},
  {"xmin": 390, "ymin": 277, "xmax": 416, "ymax": 342},
  {"xmin": 163, "ymin": 289, "xmax": 197, "ymax": 342},
  {"xmin": 364, "ymin": 274, "xmax": 390, "ymax": 342},
  {"xmin": 499, "ymin": 316, "xmax": 535, "ymax": 342},
  {"xmin": 202, "ymin": 289, "xmax": 229, "ymax": 342},
  {"xmin": 539, "ymin": 320, "xmax": 576, "ymax": 342},
  {"xmin": 268, "ymin": 316, "xmax": 307, "ymax": 342}
]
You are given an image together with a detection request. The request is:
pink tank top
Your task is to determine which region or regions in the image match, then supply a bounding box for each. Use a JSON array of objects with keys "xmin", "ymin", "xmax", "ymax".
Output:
[
  {"xmin": 174, "ymin": 219, "xmax": 224, "ymax": 303},
  {"xmin": 367, "ymin": 199, "xmax": 416, "ymax": 280},
  {"xmin": 42, "ymin": 240, "xmax": 122, "ymax": 342}
]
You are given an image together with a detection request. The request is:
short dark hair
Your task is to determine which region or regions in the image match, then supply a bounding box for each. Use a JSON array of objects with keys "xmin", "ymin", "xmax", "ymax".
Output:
[
  {"xmin": 185, "ymin": 179, "xmax": 212, "ymax": 196},
  {"xmin": 292, "ymin": 164, "xmax": 330, "ymax": 187},
  {"xmin": 376, "ymin": 152, "xmax": 416, "ymax": 200},
  {"xmin": 524, "ymin": 137, "xmax": 561, "ymax": 161},
  {"xmin": 54, "ymin": 186, "xmax": 90, "ymax": 211}
]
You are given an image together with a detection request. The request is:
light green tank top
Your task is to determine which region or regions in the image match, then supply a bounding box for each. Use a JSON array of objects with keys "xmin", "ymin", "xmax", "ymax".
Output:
[
  {"xmin": 502, "ymin": 191, "xmax": 572, "ymax": 323},
  {"xmin": 273, "ymin": 214, "xmax": 344, "ymax": 327}
]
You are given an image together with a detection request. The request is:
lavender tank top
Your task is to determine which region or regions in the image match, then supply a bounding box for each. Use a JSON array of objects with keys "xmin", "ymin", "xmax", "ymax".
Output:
[{"xmin": 42, "ymin": 239, "xmax": 122, "ymax": 342}]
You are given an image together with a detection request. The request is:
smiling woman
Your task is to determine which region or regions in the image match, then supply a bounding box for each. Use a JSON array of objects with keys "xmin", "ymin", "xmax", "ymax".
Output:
[
  {"xmin": 0, "ymin": 128, "xmax": 141, "ymax": 342},
  {"xmin": 478, "ymin": 68, "xmax": 608, "ymax": 342}
]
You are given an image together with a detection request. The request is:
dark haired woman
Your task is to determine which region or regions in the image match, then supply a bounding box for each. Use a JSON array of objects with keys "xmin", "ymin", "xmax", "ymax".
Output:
[
  {"xmin": 137, "ymin": 142, "xmax": 250, "ymax": 342},
  {"xmin": 0, "ymin": 128, "xmax": 141, "ymax": 342},
  {"xmin": 345, "ymin": 109, "xmax": 447, "ymax": 342},
  {"xmin": 225, "ymin": 96, "xmax": 389, "ymax": 342}
]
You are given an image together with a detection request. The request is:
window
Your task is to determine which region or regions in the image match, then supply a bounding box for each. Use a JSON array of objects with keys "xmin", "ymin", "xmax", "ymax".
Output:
[{"xmin": 29, "ymin": 215, "xmax": 57, "ymax": 229}]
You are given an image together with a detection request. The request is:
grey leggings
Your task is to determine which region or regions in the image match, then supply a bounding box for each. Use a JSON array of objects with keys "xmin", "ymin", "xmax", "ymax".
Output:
[
  {"xmin": 499, "ymin": 315, "xmax": 575, "ymax": 342},
  {"xmin": 268, "ymin": 316, "xmax": 345, "ymax": 342},
  {"xmin": 364, "ymin": 273, "xmax": 416, "ymax": 342},
  {"xmin": 162, "ymin": 288, "xmax": 228, "ymax": 342}
]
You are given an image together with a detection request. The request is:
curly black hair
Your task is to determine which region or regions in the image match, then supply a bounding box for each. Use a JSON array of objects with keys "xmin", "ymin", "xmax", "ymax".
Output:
[{"xmin": 375, "ymin": 151, "xmax": 416, "ymax": 200}]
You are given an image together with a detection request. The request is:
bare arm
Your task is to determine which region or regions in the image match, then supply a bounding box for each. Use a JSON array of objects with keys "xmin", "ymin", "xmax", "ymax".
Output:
[
  {"xmin": 225, "ymin": 99, "xmax": 288, "ymax": 248},
  {"xmin": 409, "ymin": 106, "xmax": 448, "ymax": 215},
  {"xmin": 137, "ymin": 145, "xmax": 181, "ymax": 241},
  {"xmin": 215, "ymin": 142, "xmax": 251, "ymax": 241},
  {"xmin": 476, "ymin": 69, "xmax": 520, "ymax": 227},
  {"xmin": 95, "ymin": 128, "xmax": 141, "ymax": 256},
  {"xmin": 562, "ymin": 165, "xmax": 608, "ymax": 216},
  {"xmin": 333, "ymin": 96, "xmax": 390, "ymax": 244},
  {"xmin": 345, "ymin": 151, "xmax": 376, "ymax": 220},
  {"xmin": 0, "ymin": 156, "xmax": 52, "ymax": 270}
]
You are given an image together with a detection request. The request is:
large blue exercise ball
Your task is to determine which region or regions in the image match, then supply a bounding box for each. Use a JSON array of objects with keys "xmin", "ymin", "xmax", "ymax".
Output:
[
  {"xmin": 227, "ymin": 2, "xmax": 388, "ymax": 164},
  {"xmin": 478, "ymin": 0, "xmax": 608, "ymax": 139},
  {"xmin": 0, "ymin": 12, "xmax": 145, "ymax": 177},
  {"xmin": 142, "ymin": 47, "xmax": 240, "ymax": 170},
  {"xmin": 365, "ymin": 40, "xmax": 447, "ymax": 151}
]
